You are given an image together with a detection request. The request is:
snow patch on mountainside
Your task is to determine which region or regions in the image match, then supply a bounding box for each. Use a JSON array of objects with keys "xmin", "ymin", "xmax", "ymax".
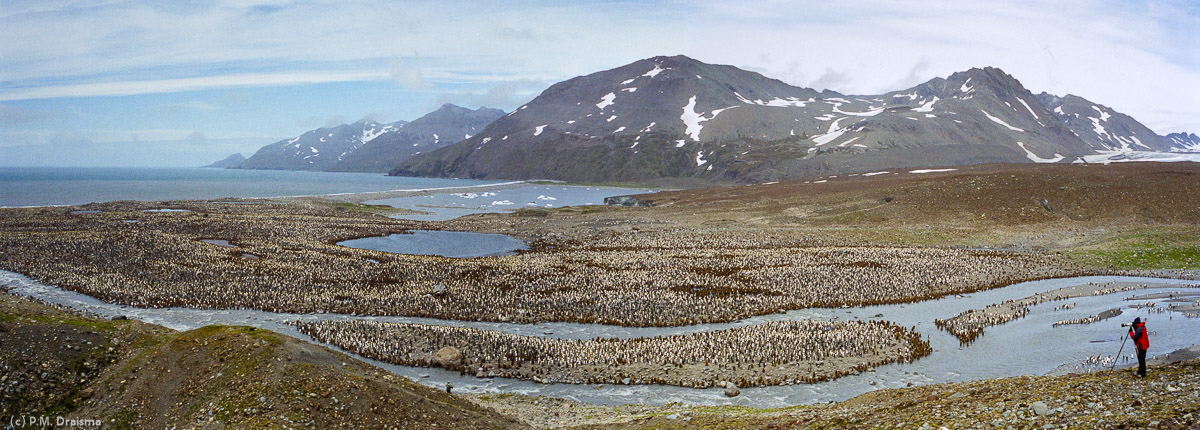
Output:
[
  {"xmin": 360, "ymin": 123, "xmax": 397, "ymax": 143},
  {"xmin": 596, "ymin": 93, "xmax": 616, "ymax": 110},
  {"xmin": 734, "ymin": 92, "xmax": 813, "ymax": 108},
  {"xmin": 680, "ymin": 96, "xmax": 734, "ymax": 141},
  {"xmin": 982, "ymin": 110, "xmax": 1025, "ymax": 132},
  {"xmin": 1017, "ymin": 98, "xmax": 1040, "ymax": 120},
  {"xmin": 912, "ymin": 97, "xmax": 939, "ymax": 112},
  {"xmin": 1017, "ymin": 141, "xmax": 1064, "ymax": 163},
  {"xmin": 812, "ymin": 117, "xmax": 848, "ymax": 146}
]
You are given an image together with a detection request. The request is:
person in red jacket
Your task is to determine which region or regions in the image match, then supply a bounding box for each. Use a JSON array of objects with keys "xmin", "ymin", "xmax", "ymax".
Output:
[{"xmin": 1128, "ymin": 317, "xmax": 1149, "ymax": 377}]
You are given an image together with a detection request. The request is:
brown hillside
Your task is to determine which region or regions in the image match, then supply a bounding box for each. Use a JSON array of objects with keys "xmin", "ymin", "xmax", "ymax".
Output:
[
  {"xmin": 635, "ymin": 162, "xmax": 1200, "ymax": 227},
  {"xmin": 0, "ymin": 291, "xmax": 523, "ymax": 429}
]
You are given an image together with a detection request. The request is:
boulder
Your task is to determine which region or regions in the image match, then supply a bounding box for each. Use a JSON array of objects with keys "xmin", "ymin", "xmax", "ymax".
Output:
[
  {"xmin": 434, "ymin": 346, "xmax": 462, "ymax": 367},
  {"xmin": 724, "ymin": 383, "xmax": 740, "ymax": 398},
  {"xmin": 604, "ymin": 196, "xmax": 651, "ymax": 207},
  {"xmin": 431, "ymin": 284, "xmax": 448, "ymax": 297},
  {"xmin": 1031, "ymin": 400, "xmax": 1054, "ymax": 416}
]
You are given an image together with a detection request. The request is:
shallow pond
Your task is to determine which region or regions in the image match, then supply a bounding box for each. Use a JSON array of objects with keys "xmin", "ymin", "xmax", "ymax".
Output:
[
  {"xmin": 2, "ymin": 270, "xmax": 1196, "ymax": 408},
  {"xmin": 200, "ymin": 239, "xmax": 237, "ymax": 248},
  {"xmin": 337, "ymin": 230, "xmax": 529, "ymax": 258},
  {"xmin": 366, "ymin": 184, "xmax": 652, "ymax": 221}
]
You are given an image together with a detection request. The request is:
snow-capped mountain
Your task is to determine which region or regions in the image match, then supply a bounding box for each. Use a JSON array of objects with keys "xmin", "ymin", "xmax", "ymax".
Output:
[
  {"xmin": 394, "ymin": 56, "xmax": 1164, "ymax": 182},
  {"xmin": 1163, "ymin": 132, "xmax": 1200, "ymax": 152},
  {"xmin": 235, "ymin": 119, "xmax": 407, "ymax": 171},
  {"xmin": 233, "ymin": 104, "xmax": 503, "ymax": 172},
  {"xmin": 1034, "ymin": 93, "xmax": 1172, "ymax": 153},
  {"xmin": 330, "ymin": 104, "xmax": 504, "ymax": 172}
]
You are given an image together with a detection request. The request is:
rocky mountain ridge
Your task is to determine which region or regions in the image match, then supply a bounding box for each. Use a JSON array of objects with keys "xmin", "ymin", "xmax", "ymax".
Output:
[
  {"xmin": 392, "ymin": 55, "xmax": 1196, "ymax": 182},
  {"xmin": 1165, "ymin": 132, "xmax": 1200, "ymax": 152},
  {"xmin": 233, "ymin": 104, "xmax": 502, "ymax": 172},
  {"xmin": 201, "ymin": 153, "xmax": 245, "ymax": 168}
]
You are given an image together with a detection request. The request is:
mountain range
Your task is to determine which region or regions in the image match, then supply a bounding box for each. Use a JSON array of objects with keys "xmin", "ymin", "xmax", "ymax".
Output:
[
  {"xmin": 202, "ymin": 153, "xmax": 245, "ymax": 168},
  {"xmin": 389, "ymin": 55, "xmax": 1196, "ymax": 182},
  {"xmin": 227, "ymin": 104, "xmax": 504, "ymax": 172}
]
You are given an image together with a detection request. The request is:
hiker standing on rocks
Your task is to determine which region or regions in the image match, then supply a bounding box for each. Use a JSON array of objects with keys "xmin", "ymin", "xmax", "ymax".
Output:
[{"xmin": 1128, "ymin": 317, "xmax": 1149, "ymax": 377}]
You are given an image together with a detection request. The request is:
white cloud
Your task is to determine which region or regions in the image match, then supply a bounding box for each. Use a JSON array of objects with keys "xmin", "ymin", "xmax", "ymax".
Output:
[
  {"xmin": 0, "ymin": 71, "xmax": 391, "ymax": 101},
  {"xmin": 389, "ymin": 57, "xmax": 432, "ymax": 89},
  {"xmin": 161, "ymin": 101, "xmax": 220, "ymax": 112},
  {"xmin": 0, "ymin": 0, "xmax": 1197, "ymax": 133}
]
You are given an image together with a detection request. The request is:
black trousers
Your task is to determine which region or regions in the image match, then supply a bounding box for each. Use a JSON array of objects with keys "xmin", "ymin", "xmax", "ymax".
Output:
[{"xmin": 1136, "ymin": 348, "xmax": 1147, "ymax": 377}]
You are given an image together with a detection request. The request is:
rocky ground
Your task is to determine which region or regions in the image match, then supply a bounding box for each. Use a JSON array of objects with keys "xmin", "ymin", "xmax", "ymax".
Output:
[
  {"xmin": 0, "ymin": 290, "xmax": 523, "ymax": 429},
  {"xmin": 469, "ymin": 359, "xmax": 1200, "ymax": 429}
]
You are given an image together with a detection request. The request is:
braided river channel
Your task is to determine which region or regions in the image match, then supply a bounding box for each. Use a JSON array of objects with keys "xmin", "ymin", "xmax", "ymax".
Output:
[{"xmin": 4, "ymin": 270, "xmax": 1197, "ymax": 408}]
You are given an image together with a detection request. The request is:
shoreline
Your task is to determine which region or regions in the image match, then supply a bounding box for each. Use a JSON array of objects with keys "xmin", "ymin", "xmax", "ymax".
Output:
[
  {"xmin": 278, "ymin": 180, "xmax": 530, "ymax": 203},
  {"xmin": 935, "ymin": 281, "xmax": 1200, "ymax": 344}
]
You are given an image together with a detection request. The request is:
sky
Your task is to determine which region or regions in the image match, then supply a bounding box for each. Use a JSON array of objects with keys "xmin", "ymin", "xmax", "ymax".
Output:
[{"xmin": 1, "ymin": 0, "xmax": 1198, "ymax": 166}]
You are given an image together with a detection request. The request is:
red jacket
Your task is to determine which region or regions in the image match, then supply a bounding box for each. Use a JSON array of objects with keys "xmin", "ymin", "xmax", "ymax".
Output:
[{"xmin": 1129, "ymin": 322, "xmax": 1149, "ymax": 350}]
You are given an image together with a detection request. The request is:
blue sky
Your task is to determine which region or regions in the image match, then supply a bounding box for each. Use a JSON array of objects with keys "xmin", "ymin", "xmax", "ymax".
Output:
[{"xmin": 2, "ymin": 0, "xmax": 1198, "ymax": 166}]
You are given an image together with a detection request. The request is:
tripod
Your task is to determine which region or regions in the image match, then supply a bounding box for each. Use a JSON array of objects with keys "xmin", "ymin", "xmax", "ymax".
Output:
[{"xmin": 1110, "ymin": 335, "xmax": 1128, "ymax": 371}]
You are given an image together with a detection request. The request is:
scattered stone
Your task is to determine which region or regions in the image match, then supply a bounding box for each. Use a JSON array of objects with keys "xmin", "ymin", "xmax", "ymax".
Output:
[
  {"xmin": 724, "ymin": 383, "xmax": 740, "ymax": 398},
  {"xmin": 434, "ymin": 346, "xmax": 462, "ymax": 367},
  {"xmin": 431, "ymin": 284, "xmax": 448, "ymax": 297},
  {"xmin": 1032, "ymin": 400, "xmax": 1054, "ymax": 416}
]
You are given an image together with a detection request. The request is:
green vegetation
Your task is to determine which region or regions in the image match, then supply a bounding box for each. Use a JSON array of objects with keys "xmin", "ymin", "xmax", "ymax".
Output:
[
  {"xmin": 107, "ymin": 409, "xmax": 139, "ymax": 430},
  {"xmin": 0, "ymin": 311, "xmax": 116, "ymax": 331},
  {"xmin": 1066, "ymin": 227, "xmax": 1200, "ymax": 270}
]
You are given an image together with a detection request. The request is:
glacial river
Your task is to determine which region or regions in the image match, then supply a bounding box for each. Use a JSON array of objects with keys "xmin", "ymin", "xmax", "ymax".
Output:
[{"xmin": 3, "ymin": 270, "xmax": 1197, "ymax": 408}]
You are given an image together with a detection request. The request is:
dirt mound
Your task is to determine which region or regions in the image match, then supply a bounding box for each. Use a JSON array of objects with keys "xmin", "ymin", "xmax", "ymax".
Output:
[{"xmin": 0, "ymin": 292, "xmax": 524, "ymax": 429}]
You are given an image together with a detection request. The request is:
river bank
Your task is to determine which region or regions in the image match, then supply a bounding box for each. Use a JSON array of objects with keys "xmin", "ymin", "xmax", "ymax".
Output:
[
  {"xmin": 468, "ymin": 355, "xmax": 1200, "ymax": 429},
  {"xmin": 936, "ymin": 281, "xmax": 1200, "ymax": 344}
]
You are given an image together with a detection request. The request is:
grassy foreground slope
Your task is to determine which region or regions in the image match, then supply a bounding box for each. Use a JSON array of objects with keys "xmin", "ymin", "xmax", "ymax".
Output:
[
  {"xmin": 0, "ymin": 290, "xmax": 524, "ymax": 429},
  {"xmin": 465, "ymin": 357, "xmax": 1200, "ymax": 428},
  {"xmin": 548, "ymin": 360, "xmax": 1199, "ymax": 429}
]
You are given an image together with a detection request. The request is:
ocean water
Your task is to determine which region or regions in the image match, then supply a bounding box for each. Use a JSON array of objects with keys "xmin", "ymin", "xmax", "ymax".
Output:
[{"xmin": 0, "ymin": 167, "xmax": 502, "ymax": 207}]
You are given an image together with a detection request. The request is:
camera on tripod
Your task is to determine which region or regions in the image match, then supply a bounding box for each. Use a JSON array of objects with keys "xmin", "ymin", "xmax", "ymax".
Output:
[{"xmin": 1121, "ymin": 322, "xmax": 1133, "ymax": 327}]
